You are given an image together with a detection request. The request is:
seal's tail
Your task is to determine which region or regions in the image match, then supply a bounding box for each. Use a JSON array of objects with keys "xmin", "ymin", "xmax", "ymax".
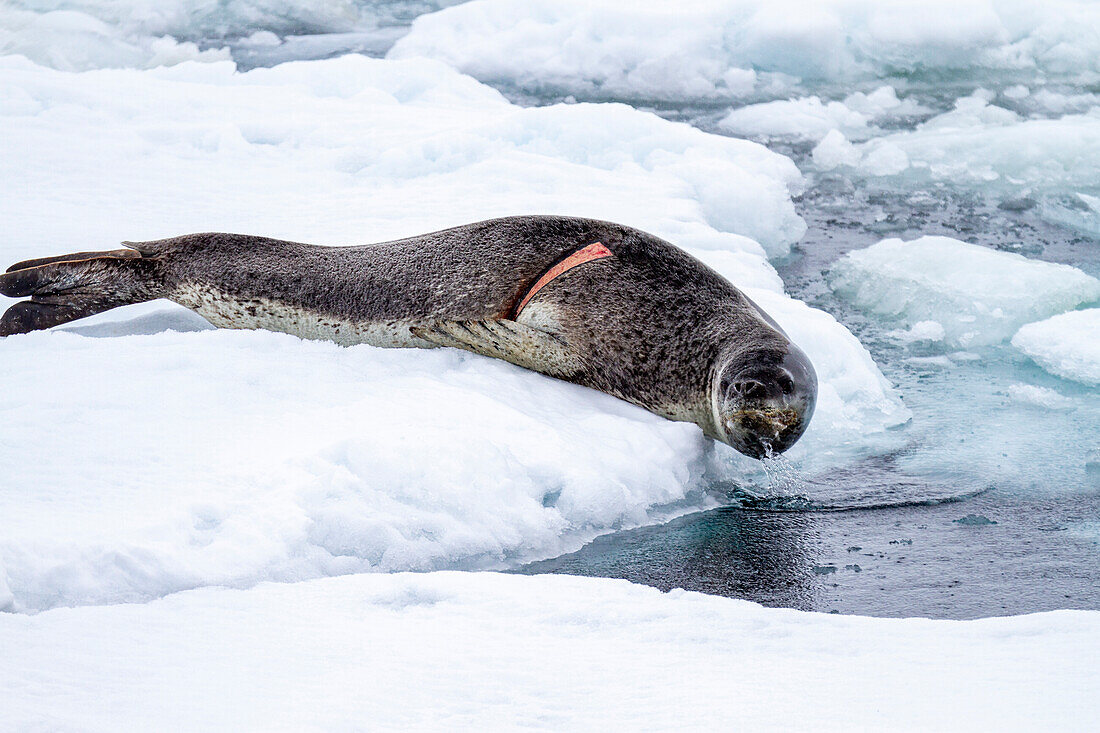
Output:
[{"xmin": 0, "ymin": 245, "xmax": 164, "ymax": 336}]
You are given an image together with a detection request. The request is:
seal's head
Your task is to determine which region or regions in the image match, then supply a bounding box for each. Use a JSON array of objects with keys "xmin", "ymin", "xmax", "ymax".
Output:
[{"xmin": 711, "ymin": 336, "xmax": 817, "ymax": 460}]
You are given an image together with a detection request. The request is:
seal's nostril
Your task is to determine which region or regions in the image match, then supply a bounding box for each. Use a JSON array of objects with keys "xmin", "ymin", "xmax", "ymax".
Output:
[
  {"xmin": 778, "ymin": 371, "xmax": 795, "ymax": 395},
  {"xmin": 734, "ymin": 379, "xmax": 767, "ymax": 402}
]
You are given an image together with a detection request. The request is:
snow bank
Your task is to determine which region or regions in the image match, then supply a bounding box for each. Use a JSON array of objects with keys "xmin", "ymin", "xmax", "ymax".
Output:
[
  {"xmin": 1013, "ymin": 309, "xmax": 1100, "ymax": 386},
  {"xmin": 0, "ymin": 0, "xmax": 463, "ymax": 71},
  {"xmin": 2, "ymin": 572, "xmax": 1099, "ymax": 730},
  {"xmin": 0, "ymin": 54, "xmax": 906, "ymax": 611},
  {"xmin": 0, "ymin": 54, "xmax": 804, "ymax": 257},
  {"xmin": 829, "ymin": 237, "xmax": 1100, "ymax": 347},
  {"xmin": 816, "ymin": 95, "xmax": 1100, "ymax": 197},
  {"xmin": 391, "ymin": 0, "xmax": 1100, "ymax": 101},
  {"xmin": 0, "ymin": 329, "xmax": 708, "ymax": 612}
]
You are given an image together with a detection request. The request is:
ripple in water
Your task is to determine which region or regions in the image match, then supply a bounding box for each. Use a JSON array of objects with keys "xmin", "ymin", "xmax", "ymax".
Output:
[{"xmin": 730, "ymin": 453, "xmax": 989, "ymax": 513}]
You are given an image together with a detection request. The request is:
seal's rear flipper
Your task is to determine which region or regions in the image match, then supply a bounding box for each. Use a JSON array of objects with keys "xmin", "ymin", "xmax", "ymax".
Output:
[
  {"xmin": 0, "ymin": 248, "xmax": 163, "ymax": 336},
  {"xmin": 412, "ymin": 319, "xmax": 585, "ymax": 378}
]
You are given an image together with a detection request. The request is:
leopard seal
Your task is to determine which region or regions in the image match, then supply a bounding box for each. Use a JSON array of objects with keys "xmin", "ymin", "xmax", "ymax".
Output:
[{"xmin": 0, "ymin": 215, "xmax": 817, "ymax": 457}]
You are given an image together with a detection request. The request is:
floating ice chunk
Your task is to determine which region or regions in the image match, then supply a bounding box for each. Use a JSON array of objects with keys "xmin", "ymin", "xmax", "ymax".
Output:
[
  {"xmin": 830, "ymin": 237, "xmax": 1100, "ymax": 347},
  {"xmin": 721, "ymin": 86, "xmax": 931, "ymax": 144},
  {"xmin": 1012, "ymin": 309, "xmax": 1100, "ymax": 386},
  {"xmin": 887, "ymin": 320, "xmax": 946, "ymax": 343},
  {"xmin": 720, "ymin": 96, "xmax": 869, "ymax": 141},
  {"xmin": 1039, "ymin": 193, "xmax": 1100, "ymax": 239},
  {"xmin": 842, "ymin": 86, "xmax": 900, "ymax": 116},
  {"xmin": 1003, "ymin": 85, "xmax": 1030, "ymax": 100},
  {"xmin": 906, "ymin": 355, "xmax": 954, "ymax": 370},
  {"xmin": 861, "ymin": 142, "xmax": 910, "ymax": 176},
  {"xmin": 1007, "ymin": 383, "xmax": 1076, "ymax": 411},
  {"xmin": 1028, "ymin": 89, "xmax": 1100, "ymax": 115},
  {"xmin": 842, "ymin": 98, "xmax": 1100, "ymax": 194},
  {"xmin": 239, "ymin": 31, "xmax": 282, "ymax": 48},
  {"xmin": 812, "ymin": 130, "xmax": 862, "ymax": 170},
  {"xmin": 919, "ymin": 94, "xmax": 1018, "ymax": 130}
]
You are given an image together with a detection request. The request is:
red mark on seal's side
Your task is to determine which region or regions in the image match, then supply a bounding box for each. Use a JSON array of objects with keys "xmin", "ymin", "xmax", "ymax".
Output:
[{"xmin": 513, "ymin": 241, "xmax": 613, "ymax": 318}]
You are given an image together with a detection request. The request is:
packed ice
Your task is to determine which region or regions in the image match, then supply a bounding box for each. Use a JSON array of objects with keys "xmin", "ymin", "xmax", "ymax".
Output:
[
  {"xmin": 829, "ymin": 236, "xmax": 1100, "ymax": 347},
  {"xmin": 0, "ymin": 0, "xmax": 464, "ymax": 71},
  {"xmin": 391, "ymin": 0, "xmax": 1100, "ymax": 100}
]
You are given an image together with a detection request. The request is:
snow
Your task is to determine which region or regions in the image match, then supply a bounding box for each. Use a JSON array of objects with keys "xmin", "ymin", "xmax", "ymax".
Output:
[
  {"xmin": 0, "ymin": 54, "xmax": 804, "ymax": 258},
  {"xmin": 2, "ymin": 572, "xmax": 1099, "ymax": 731},
  {"xmin": 0, "ymin": 52, "xmax": 908, "ymax": 612},
  {"xmin": 829, "ymin": 236, "xmax": 1100, "ymax": 347},
  {"xmin": 1013, "ymin": 309, "xmax": 1100, "ymax": 386},
  {"xmin": 0, "ymin": 328, "xmax": 712, "ymax": 612},
  {"xmin": 390, "ymin": 0, "xmax": 1100, "ymax": 101}
]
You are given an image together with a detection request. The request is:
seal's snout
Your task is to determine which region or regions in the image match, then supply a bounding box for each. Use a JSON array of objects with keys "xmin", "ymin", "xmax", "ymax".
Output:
[
  {"xmin": 717, "ymin": 346, "xmax": 818, "ymax": 459},
  {"xmin": 731, "ymin": 378, "xmax": 768, "ymax": 402}
]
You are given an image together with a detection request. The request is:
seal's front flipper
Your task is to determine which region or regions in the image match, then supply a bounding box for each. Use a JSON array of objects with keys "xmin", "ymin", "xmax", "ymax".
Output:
[
  {"xmin": 0, "ymin": 249, "xmax": 163, "ymax": 336},
  {"xmin": 412, "ymin": 319, "xmax": 585, "ymax": 378}
]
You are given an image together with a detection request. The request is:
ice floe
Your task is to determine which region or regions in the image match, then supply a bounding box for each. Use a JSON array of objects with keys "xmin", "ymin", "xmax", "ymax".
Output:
[
  {"xmin": 1013, "ymin": 309, "xmax": 1100, "ymax": 386},
  {"xmin": 829, "ymin": 236, "xmax": 1100, "ymax": 347},
  {"xmin": 391, "ymin": 0, "xmax": 1100, "ymax": 101},
  {"xmin": 1007, "ymin": 383, "xmax": 1077, "ymax": 411},
  {"xmin": 721, "ymin": 86, "xmax": 928, "ymax": 142},
  {"xmin": 816, "ymin": 95, "xmax": 1100, "ymax": 199}
]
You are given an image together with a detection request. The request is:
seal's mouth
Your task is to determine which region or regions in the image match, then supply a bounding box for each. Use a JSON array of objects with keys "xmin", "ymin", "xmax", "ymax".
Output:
[
  {"xmin": 727, "ymin": 405, "xmax": 807, "ymax": 459},
  {"xmin": 732, "ymin": 406, "xmax": 800, "ymax": 436}
]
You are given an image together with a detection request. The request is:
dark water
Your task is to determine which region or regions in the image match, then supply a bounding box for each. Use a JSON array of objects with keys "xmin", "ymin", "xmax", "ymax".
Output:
[{"xmin": 518, "ymin": 489, "xmax": 1100, "ymax": 619}]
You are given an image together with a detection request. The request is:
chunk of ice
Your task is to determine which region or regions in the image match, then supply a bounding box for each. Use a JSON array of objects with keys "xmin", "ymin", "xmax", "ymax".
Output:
[
  {"xmin": 1007, "ymin": 383, "xmax": 1076, "ymax": 411},
  {"xmin": 1012, "ymin": 309, "xmax": 1100, "ymax": 386},
  {"xmin": 830, "ymin": 237, "xmax": 1100, "ymax": 347}
]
